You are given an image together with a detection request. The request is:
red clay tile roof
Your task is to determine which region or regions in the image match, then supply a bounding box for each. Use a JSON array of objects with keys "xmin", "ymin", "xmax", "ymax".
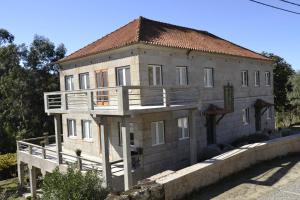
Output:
[{"xmin": 58, "ymin": 17, "xmax": 269, "ymax": 63}]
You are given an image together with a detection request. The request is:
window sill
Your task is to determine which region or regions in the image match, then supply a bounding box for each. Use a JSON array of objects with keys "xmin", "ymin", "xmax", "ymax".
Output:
[
  {"xmin": 243, "ymin": 122, "xmax": 249, "ymax": 126},
  {"xmin": 68, "ymin": 136, "xmax": 77, "ymax": 139},
  {"xmin": 83, "ymin": 139, "xmax": 94, "ymax": 143},
  {"xmin": 179, "ymin": 137, "xmax": 190, "ymax": 141},
  {"xmin": 152, "ymin": 143, "xmax": 165, "ymax": 147},
  {"xmin": 204, "ymin": 86, "xmax": 213, "ymax": 88}
]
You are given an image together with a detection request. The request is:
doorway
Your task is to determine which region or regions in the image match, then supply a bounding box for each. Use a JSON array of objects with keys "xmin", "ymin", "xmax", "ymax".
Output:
[
  {"xmin": 206, "ymin": 115, "xmax": 216, "ymax": 145},
  {"xmin": 95, "ymin": 70, "xmax": 109, "ymax": 105}
]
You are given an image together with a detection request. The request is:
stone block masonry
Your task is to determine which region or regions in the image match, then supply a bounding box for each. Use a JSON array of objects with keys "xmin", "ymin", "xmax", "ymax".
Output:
[{"xmin": 106, "ymin": 134, "xmax": 300, "ymax": 200}]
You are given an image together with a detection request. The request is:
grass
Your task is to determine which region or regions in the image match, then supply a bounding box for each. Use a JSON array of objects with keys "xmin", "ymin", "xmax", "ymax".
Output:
[{"xmin": 0, "ymin": 178, "xmax": 25, "ymax": 200}]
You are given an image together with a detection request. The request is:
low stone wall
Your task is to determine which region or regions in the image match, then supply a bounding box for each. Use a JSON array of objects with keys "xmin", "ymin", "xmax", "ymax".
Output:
[{"xmin": 107, "ymin": 134, "xmax": 300, "ymax": 200}]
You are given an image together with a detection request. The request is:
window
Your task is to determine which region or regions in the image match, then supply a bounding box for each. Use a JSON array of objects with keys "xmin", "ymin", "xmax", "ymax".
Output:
[
  {"xmin": 265, "ymin": 71, "xmax": 271, "ymax": 86},
  {"xmin": 266, "ymin": 107, "xmax": 271, "ymax": 119},
  {"xmin": 241, "ymin": 71, "xmax": 248, "ymax": 87},
  {"xmin": 255, "ymin": 71, "xmax": 260, "ymax": 87},
  {"xmin": 242, "ymin": 107, "xmax": 250, "ymax": 125},
  {"xmin": 118, "ymin": 123, "xmax": 135, "ymax": 146},
  {"xmin": 117, "ymin": 66, "xmax": 131, "ymax": 86},
  {"xmin": 178, "ymin": 117, "xmax": 189, "ymax": 140},
  {"xmin": 204, "ymin": 68, "xmax": 214, "ymax": 87},
  {"xmin": 151, "ymin": 121, "xmax": 165, "ymax": 146},
  {"xmin": 176, "ymin": 67, "xmax": 188, "ymax": 85},
  {"xmin": 67, "ymin": 119, "xmax": 76, "ymax": 137},
  {"xmin": 82, "ymin": 120, "xmax": 92, "ymax": 139},
  {"xmin": 148, "ymin": 65, "xmax": 162, "ymax": 86},
  {"xmin": 79, "ymin": 73, "xmax": 90, "ymax": 89},
  {"xmin": 65, "ymin": 75, "xmax": 74, "ymax": 91}
]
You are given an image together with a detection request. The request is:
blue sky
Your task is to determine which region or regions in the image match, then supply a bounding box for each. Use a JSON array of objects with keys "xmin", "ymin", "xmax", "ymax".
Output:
[{"xmin": 1, "ymin": 0, "xmax": 299, "ymax": 69}]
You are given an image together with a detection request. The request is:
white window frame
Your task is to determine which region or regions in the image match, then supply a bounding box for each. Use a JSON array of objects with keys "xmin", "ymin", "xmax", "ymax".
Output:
[
  {"xmin": 178, "ymin": 117, "xmax": 189, "ymax": 140},
  {"xmin": 151, "ymin": 121, "xmax": 165, "ymax": 146},
  {"xmin": 204, "ymin": 68, "xmax": 214, "ymax": 88},
  {"xmin": 118, "ymin": 122, "xmax": 135, "ymax": 146},
  {"xmin": 116, "ymin": 66, "xmax": 131, "ymax": 86},
  {"xmin": 265, "ymin": 71, "xmax": 271, "ymax": 86},
  {"xmin": 65, "ymin": 75, "xmax": 74, "ymax": 91},
  {"xmin": 241, "ymin": 70, "xmax": 248, "ymax": 87},
  {"xmin": 242, "ymin": 107, "xmax": 250, "ymax": 125},
  {"xmin": 67, "ymin": 119, "xmax": 76, "ymax": 137},
  {"xmin": 254, "ymin": 71, "xmax": 260, "ymax": 87},
  {"xmin": 82, "ymin": 120, "xmax": 92, "ymax": 140},
  {"xmin": 176, "ymin": 66, "xmax": 188, "ymax": 86},
  {"xmin": 79, "ymin": 73, "xmax": 90, "ymax": 90},
  {"xmin": 266, "ymin": 107, "xmax": 271, "ymax": 119},
  {"xmin": 148, "ymin": 65, "xmax": 162, "ymax": 86}
]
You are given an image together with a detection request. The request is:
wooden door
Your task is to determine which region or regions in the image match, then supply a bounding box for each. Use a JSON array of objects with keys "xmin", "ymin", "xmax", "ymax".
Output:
[{"xmin": 95, "ymin": 70, "xmax": 109, "ymax": 105}]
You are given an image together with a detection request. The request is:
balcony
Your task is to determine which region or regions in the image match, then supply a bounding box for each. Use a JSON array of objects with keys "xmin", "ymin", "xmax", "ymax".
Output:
[{"xmin": 44, "ymin": 86, "xmax": 200, "ymax": 115}]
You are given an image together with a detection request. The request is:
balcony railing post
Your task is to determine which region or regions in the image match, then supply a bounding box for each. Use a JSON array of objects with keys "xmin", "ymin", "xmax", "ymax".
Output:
[
  {"xmin": 118, "ymin": 87, "xmax": 129, "ymax": 114},
  {"xmin": 43, "ymin": 132, "xmax": 49, "ymax": 146},
  {"xmin": 42, "ymin": 147, "xmax": 46, "ymax": 159},
  {"xmin": 87, "ymin": 91, "xmax": 94, "ymax": 111},
  {"xmin": 44, "ymin": 94, "xmax": 49, "ymax": 111},
  {"xmin": 61, "ymin": 92, "xmax": 67, "ymax": 110},
  {"xmin": 163, "ymin": 88, "xmax": 170, "ymax": 107},
  {"xmin": 29, "ymin": 145, "xmax": 33, "ymax": 155}
]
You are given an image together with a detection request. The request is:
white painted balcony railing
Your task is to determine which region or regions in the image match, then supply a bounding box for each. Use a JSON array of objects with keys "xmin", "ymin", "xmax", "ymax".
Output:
[{"xmin": 44, "ymin": 86, "xmax": 200, "ymax": 115}]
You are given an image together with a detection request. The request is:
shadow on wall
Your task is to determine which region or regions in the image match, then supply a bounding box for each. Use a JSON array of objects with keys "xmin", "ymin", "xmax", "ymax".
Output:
[{"xmin": 187, "ymin": 153, "xmax": 300, "ymax": 200}]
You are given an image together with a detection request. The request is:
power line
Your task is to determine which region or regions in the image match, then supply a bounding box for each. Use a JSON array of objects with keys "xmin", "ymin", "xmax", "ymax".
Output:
[
  {"xmin": 249, "ymin": 0, "xmax": 300, "ymax": 15},
  {"xmin": 279, "ymin": 0, "xmax": 300, "ymax": 7}
]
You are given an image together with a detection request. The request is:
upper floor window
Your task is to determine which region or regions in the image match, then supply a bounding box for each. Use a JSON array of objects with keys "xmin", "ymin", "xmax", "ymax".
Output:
[
  {"xmin": 151, "ymin": 121, "xmax": 165, "ymax": 146},
  {"xmin": 204, "ymin": 68, "xmax": 214, "ymax": 88},
  {"xmin": 255, "ymin": 71, "xmax": 260, "ymax": 87},
  {"xmin": 79, "ymin": 73, "xmax": 90, "ymax": 90},
  {"xmin": 176, "ymin": 66, "xmax": 188, "ymax": 86},
  {"xmin": 178, "ymin": 117, "xmax": 189, "ymax": 140},
  {"xmin": 117, "ymin": 66, "xmax": 131, "ymax": 86},
  {"xmin": 241, "ymin": 70, "xmax": 248, "ymax": 87},
  {"xmin": 65, "ymin": 75, "xmax": 74, "ymax": 91},
  {"xmin": 242, "ymin": 107, "xmax": 250, "ymax": 125},
  {"xmin": 265, "ymin": 71, "xmax": 271, "ymax": 86},
  {"xmin": 67, "ymin": 119, "xmax": 76, "ymax": 137},
  {"xmin": 82, "ymin": 120, "xmax": 92, "ymax": 139},
  {"xmin": 148, "ymin": 65, "xmax": 162, "ymax": 86}
]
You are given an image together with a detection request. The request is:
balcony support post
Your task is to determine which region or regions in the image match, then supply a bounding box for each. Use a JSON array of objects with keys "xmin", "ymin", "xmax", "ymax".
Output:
[
  {"xmin": 28, "ymin": 165, "xmax": 37, "ymax": 200},
  {"xmin": 54, "ymin": 114, "xmax": 63, "ymax": 165},
  {"xmin": 17, "ymin": 150, "xmax": 25, "ymax": 188},
  {"xmin": 121, "ymin": 118, "xmax": 133, "ymax": 190},
  {"xmin": 100, "ymin": 118, "xmax": 112, "ymax": 188}
]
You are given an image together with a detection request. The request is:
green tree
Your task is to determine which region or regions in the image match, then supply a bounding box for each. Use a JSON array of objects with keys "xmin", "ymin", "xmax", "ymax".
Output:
[
  {"xmin": 0, "ymin": 29, "xmax": 66, "ymax": 153},
  {"xmin": 262, "ymin": 52, "xmax": 295, "ymax": 111},
  {"xmin": 288, "ymin": 73, "xmax": 300, "ymax": 114},
  {"xmin": 42, "ymin": 168, "xmax": 109, "ymax": 200}
]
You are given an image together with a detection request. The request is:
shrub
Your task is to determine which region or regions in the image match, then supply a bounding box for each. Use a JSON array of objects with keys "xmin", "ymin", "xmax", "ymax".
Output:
[
  {"xmin": 231, "ymin": 134, "xmax": 270, "ymax": 147},
  {"xmin": 42, "ymin": 167, "xmax": 109, "ymax": 200},
  {"xmin": 0, "ymin": 153, "xmax": 17, "ymax": 179}
]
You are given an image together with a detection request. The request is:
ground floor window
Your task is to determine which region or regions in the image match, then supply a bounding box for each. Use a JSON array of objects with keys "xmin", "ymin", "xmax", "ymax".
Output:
[
  {"xmin": 67, "ymin": 119, "xmax": 76, "ymax": 137},
  {"xmin": 178, "ymin": 117, "xmax": 189, "ymax": 140},
  {"xmin": 151, "ymin": 121, "xmax": 165, "ymax": 146},
  {"xmin": 82, "ymin": 120, "xmax": 92, "ymax": 139},
  {"xmin": 118, "ymin": 123, "xmax": 135, "ymax": 146},
  {"xmin": 242, "ymin": 107, "xmax": 250, "ymax": 125}
]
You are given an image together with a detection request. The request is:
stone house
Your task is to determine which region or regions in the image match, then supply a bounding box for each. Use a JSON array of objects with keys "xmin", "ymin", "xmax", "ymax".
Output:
[{"xmin": 17, "ymin": 17, "xmax": 274, "ymax": 197}]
